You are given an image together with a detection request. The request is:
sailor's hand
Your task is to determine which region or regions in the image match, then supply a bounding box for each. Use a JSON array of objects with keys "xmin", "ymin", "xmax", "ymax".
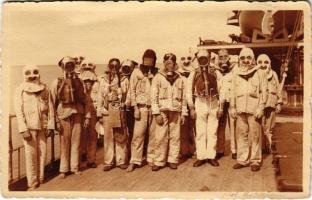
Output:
[
  {"xmin": 45, "ymin": 129, "xmax": 54, "ymax": 137},
  {"xmin": 180, "ymin": 116, "xmax": 185, "ymax": 125},
  {"xmin": 254, "ymin": 108, "xmax": 264, "ymax": 119},
  {"xmin": 230, "ymin": 108, "xmax": 237, "ymax": 119},
  {"xmin": 84, "ymin": 118, "xmax": 90, "ymax": 129},
  {"xmin": 134, "ymin": 106, "xmax": 141, "ymax": 120},
  {"xmin": 155, "ymin": 114, "xmax": 164, "ymax": 125},
  {"xmin": 22, "ymin": 130, "xmax": 32, "ymax": 141},
  {"xmin": 98, "ymin": 117, "xmax": 105, "ymax": 124},
  {"xmin": 276, "ymin": 104, "xmax": 282, "ymax": 113},
  {"xmin": 216, "ymin": 109, "xmax": 223, "ymax": 119},
  {"xmin": 189, "ymin": 108, "xmax": 197, "ymax": 120},
  {"xmin": 56, "ymin": 122, "xmax": 63, "ymax": 135}
]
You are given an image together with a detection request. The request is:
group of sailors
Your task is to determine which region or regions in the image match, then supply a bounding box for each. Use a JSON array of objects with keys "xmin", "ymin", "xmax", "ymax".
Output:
[{"xmin": 14, "ymin": 47, "xmax": 283, "ymax": 190}]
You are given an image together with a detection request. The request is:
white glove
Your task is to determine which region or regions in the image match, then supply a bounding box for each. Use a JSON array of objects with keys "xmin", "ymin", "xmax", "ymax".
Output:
[
  {"xmin": 189, "ymin": 108, "xmax": 197, "ymax": 120},
  {"xmin": 276, "ymin": 104, "xmax": 282, "ymax": 113},
  {"xmin": 230, "ymin": 108, "xmax": 237, "ymax": 119},
  {"xmin": 254, "ymin": 108, "xmax": 264, "ymax": 119}
]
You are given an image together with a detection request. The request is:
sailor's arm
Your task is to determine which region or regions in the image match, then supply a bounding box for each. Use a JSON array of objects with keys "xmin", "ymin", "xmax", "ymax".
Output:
[
  {"xmin": 181, "ymin": 79, "xmax": 188, "ymax": 116},
  {"xmin": 259, "ymin": 70, "xmax": 268, "ymax": 110},
  {"xmin": 186, "ymin": 71, "xmax": 195, "ymax": 109},
  {"xmin": 274, "ymin": 72, "xmax": 283, "ymax": 105},
  {"xmin": 229, "ymin": 72, "xmax": 237, "ymax": 118},
  {"xmin": 216, "ymin": 71, "xmax": 225, "ymax": 112},
  {"xmin": 14, "ymin": 87, "xmax": 28, "ymax": 133},
  {"xmin": 96, "ymin": 79, "xmax": 109, "ymax": 117},
  {"xmin": 129, "ymin": 69, "xmax": 139, "ymax": 107},
  {"xmin": 47, "ymin": 79, "xmax": 58, "ymax": 130},
  {"xmin": 151, "ymin": 74, "xmax": 160, "ymax": 115}
]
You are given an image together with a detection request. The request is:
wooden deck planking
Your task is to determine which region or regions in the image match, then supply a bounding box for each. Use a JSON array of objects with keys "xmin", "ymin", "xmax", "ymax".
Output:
[
  {"xmin": 35, "ymin": 146, "xmax": 277, "ymax": 192},
  {"xmin": 136, "ymin": 165, "xmax": 173, "ymax": 191},
  {"xmin": 157, "ymin": 159, "xmax": 194, "ymax": 191}
]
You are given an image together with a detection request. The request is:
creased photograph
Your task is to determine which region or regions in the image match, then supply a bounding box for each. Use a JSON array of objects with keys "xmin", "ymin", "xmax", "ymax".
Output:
[{"xmin": 1, "ymin": 1, "xmax": 311, "ymax": 198}]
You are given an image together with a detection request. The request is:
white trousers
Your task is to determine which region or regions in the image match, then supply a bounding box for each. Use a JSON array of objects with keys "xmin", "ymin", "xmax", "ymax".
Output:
[
  {"xmin": 194, "ymin": 98, "xmax": 219, "ymax": 160},
  {"xmin": 130, "ymin": 108, "xmax": 156, "ymax": 165},
  {"xmin": 154, "ymin": 111, "xmax": 181, "ymax": 166},
  {"xmin": 236, "ymin": 113, "xmax": 262, "ymax": 166},
  {"xmin": 262, "ymin": 107, "xmax": 276, "ymax": 150},
  {"xmin": 23, "ymin": 130, "xmax": 47, "ymax": 188},
  {"xmin": 216, "ymin": 102, "xmax": 237, "ymax": 154}
]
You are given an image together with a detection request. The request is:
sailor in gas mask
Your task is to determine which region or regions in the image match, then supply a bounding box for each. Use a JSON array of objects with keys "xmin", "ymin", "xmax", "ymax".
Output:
[
  {"xmin": 127, "ymin": 50, "xmax": 157, "ymax": 172},
  {"xmin": 178, "ymin": 53, "xmax": 196, "ymax": 159},
  {"xmin": 74, "ymin": 56, "xmax": 85, "ymax": 76},
  {"xmin": 257, "ymin": 54, "xmax": 282, "ymax": 153},
  {"xmin": 121, "ymin": 59, "xmax": 138, "ymax": 80},
  {"xmin": 215, "ymin": 49, "xmax": 237, "ymax": 160},
  {"xmin": 14, "ymin": 65, "xmax": 50, "ymax": 190},
  {"xmin": 187, "ymin": 49, "xmax": 222, "ymax": 168},
  {"xmin": 48, "ymin": 56, "xmax": 86, "ymax": 178},
  {"xmin": 97, "ymin": 58, "xmax": 129, "ymax": 171},
  {"xmin": 230, "ymin": 48, "xmax": 267, "ymax": 172},
  {"xmin": 79, "ymin": 61, "xmax": 99, "ymax": 168},
  {"xmin": 120, "ymin": 59, "xmax": 138, "ymax": 160},
  {"xmin": 151, "ymin": 53, "xmax": 187, "ymax": 171}
]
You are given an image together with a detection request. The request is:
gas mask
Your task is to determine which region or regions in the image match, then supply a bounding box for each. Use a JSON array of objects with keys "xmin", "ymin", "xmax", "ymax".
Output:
[
  {"xmin": 197, "ymin": 49, "xmax": 210, "ymax": 66},
  {"xmin": 57, "ymin": 56, "xmax": 86, "ymax": 105},
  {"xmin": 74, "ymin": 56, "xmax": 85, "ymax": 74},
  {"xmin": 81, "ymin": 61, "xmax": 96, "ymax": 72},
  {"xmin": 181, "ymin": 55, "xmax": 192, "ymax": 67},
  {"xmin": 121, "ymin": 59, "xmax": 136, "ymax": 78},
  {"xmin": 218, "ymin": 49, "xmax": 231, "ymax": 73},
  {"xmin": 103, "ymin": 58, "xmax": 120, "ymax": 82},
  {"xmin": 80, "ymin": 61, "xmax": 97, "ymax": 83},
  {"xmin": 108, "ymin": 58, "xmax": 120, "ymax": 76},
  {"xmin": 58, "ymin": 56, "xmax": 76, "ymax": 78},
  {"xmin": 163, "ymin": 53, "xmax": 177, "ymax": 76},
  {"xmin": 257, "ymin": 54, "xmax": 271, "ymax": 74},
  {"xmin": 196, "ymin": 49, "xmax": 212, "ymax": 73},
  {"xmin": 83, "ymin": 79, "xmax": 94, "ymax": 92},
  {"xmin": 23, "ymin": 65, "xmax": 40, "ymax": 84},
  {"xmin": 238, "ymin": 48, "xmax": 255, "ymax": 72},
  {"xmin": 22, "ymin": 65, "xmax": 45, "ymax": 92}
]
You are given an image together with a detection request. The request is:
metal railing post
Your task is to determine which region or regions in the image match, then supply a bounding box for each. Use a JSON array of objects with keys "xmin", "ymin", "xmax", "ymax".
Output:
[
  {"xmin": 8, "ymin": 115, "xmax": 14, "ymax": 184},
  {"xmin": 50, "ymin": 133, "xmax": 55, "ymax": 169},
  {"xmin": 17, "ymin": 148, "xmax": 21, "ymax": 180}
]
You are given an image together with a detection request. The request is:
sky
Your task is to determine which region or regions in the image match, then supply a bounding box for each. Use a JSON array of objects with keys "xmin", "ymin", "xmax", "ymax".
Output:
[{"xmin": 2, "ymin": 1, "xmax": 241, "ymax": 65}]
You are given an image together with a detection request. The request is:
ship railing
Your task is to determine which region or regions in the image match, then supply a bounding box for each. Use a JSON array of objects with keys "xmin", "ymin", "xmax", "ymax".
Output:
[{"xmin": 8, "ymin": 114, "xmax": 59, "ymax": 188}]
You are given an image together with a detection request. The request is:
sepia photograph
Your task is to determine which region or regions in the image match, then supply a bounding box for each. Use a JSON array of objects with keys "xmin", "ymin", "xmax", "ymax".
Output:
[{"xmin": 1, "ymin": 1, "xmax": 311, "ymax": 198}]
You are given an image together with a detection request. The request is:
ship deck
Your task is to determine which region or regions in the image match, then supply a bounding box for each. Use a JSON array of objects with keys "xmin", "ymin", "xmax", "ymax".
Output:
[
  {"xmin": 35, "ymin": 146, "xmax": 276, "ymax": 192},
  {"xmin": 11, "ymin": 115, "xmax": 302, "ymax": 192}
]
